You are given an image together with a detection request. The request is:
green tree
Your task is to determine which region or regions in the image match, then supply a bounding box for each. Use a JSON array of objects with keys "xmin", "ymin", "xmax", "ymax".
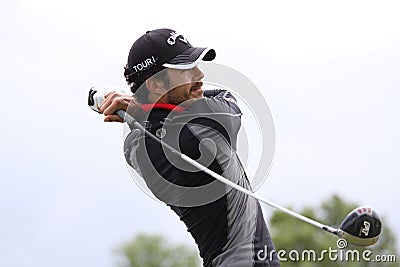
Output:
[
  {"xmin": 115, "ymin": 233, "xmax": 201, "ymax": 267},
  {"xmin": 269, "ymin": 195, "xmax": 398, "ymax": 267}
]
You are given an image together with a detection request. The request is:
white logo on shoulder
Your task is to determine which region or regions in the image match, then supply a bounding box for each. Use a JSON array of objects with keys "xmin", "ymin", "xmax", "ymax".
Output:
[
  {"xmin": 155, "ymin": 128, "xmax": 166, "ymax": 139},
  {"xmin": 167, "ymin": 31, "xmax": 188, "ymax": 45}
]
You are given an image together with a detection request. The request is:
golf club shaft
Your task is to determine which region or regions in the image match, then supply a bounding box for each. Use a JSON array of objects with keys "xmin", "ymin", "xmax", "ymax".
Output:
[{"xmin": 117, "ymin": 110, "xmax": 339, "ymax": 236}]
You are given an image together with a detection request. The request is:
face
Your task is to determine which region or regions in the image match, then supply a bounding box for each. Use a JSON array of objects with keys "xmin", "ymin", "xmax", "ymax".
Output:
[{"xmin": 162, "ymin": 66, "xmax": 205, "ymax": 105}]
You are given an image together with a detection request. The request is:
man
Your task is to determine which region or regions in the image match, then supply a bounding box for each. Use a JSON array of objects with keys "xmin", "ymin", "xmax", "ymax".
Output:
[{"xmin": 99, "ymin": 28, "xmax": 279, "ymax": 267}]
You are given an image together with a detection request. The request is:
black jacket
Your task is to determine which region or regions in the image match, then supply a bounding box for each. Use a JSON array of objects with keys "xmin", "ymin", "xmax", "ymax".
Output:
[{"xmin": 124, "ymin": 90, "xmax": 279, "ymax": 267}]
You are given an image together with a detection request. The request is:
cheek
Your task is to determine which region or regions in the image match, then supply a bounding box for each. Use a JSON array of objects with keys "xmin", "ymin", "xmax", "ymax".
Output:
[
  {"xmin": 178, "ymin": 84, "xmax": 191, "ymax": 98},
  {"xmin": 167, "ymin": 84, "xmax": 191, "ymax": 103},
  {"xmin": 168, "ymin": 73, "xmax": 190, "ymax": 89}
]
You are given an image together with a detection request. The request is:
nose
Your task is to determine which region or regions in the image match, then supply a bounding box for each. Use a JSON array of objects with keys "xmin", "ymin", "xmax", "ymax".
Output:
[{"xmin": 192, "ymin": 66, "xmax": 204, "ymax": 81}]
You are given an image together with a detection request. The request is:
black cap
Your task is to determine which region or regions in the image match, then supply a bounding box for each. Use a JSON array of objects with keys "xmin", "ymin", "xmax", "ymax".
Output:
[{"xmin": 124, "ymin": 28, "xmax": 216, "ymax": 92}]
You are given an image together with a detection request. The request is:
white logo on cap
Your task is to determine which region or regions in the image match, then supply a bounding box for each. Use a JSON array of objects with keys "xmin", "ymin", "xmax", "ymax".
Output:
[
  {"xmin": 132, "ymin": 56, "xmax": 157, "ymax": 73},
  {"xmin": 167, "ymin": 31, "xmax": 188, "ymax": 45}
]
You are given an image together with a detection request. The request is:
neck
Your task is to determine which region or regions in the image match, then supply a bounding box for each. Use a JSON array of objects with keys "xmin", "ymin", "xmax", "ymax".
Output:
[{"xmin": 148, "ymin": 92, "xmax": 168, "ymax": 104}]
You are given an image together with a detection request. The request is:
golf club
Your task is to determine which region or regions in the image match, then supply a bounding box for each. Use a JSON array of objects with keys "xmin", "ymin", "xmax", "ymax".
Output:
[{"xmin": 88, "ymin": 88, "xmax": 382, "ymax": 247}]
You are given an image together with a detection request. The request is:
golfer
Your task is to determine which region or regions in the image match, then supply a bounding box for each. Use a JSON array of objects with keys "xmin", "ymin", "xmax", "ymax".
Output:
[{"xmin": 99, "ymin": 28, "xmax": 280, "ymax": 267}]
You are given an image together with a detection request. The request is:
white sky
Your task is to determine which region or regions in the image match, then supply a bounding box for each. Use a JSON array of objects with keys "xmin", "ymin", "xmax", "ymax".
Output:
[{"xmin": 1, "ymin": 1, "xmax": 399, "ymax": 266}]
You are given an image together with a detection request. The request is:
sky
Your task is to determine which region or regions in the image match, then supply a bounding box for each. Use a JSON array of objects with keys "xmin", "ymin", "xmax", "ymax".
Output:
[{"xmin": 1, "ymin": 0, "xmax": 399, "ymax": 266}]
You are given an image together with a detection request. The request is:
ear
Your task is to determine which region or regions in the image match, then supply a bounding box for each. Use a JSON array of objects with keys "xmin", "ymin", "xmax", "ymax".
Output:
[{"xmin": 145, "ymin": 77, "xmax": 167, "ymax": 95}]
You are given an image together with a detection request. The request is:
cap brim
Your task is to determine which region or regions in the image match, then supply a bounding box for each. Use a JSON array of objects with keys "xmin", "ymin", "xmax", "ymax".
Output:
[{"xmin": 162, "ymin": 47, "xmax": 216, "ymax": 69}]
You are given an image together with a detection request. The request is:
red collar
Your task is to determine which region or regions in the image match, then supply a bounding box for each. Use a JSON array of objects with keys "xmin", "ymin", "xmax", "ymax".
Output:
[{"xmin": 140, "ymin": 103, "xmax": 187, "ymax": 113}]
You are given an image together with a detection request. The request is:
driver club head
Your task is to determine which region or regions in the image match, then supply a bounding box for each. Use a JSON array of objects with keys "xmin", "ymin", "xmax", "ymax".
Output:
[{"xmin": 337, "ymin": 206, "xmax": 382, "ymax": 246}]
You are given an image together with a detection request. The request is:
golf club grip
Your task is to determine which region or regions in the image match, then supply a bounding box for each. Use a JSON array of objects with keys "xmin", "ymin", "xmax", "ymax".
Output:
[{"xmin": 116, "ymin": 109, "xmax": 338, "ymax": 235}]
